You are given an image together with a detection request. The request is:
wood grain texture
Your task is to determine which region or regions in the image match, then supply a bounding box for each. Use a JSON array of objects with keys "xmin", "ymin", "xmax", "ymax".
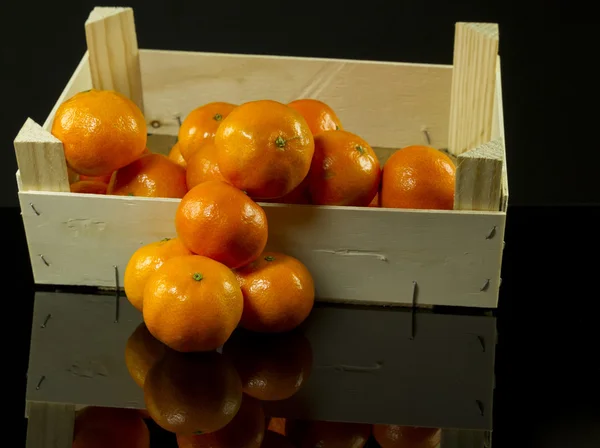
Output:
[
  {"xmin": 26, "ymin": 292, "xmax": 495, "ymax": 431},
  {"xmin": 19, "ymin": 191, "xmax": 504, "ymax": 307},
  {"xmin": 85, "ymin": 7, "xmax": 144, "ymax": 111},
  {"xmin": 26, "ymin": 402, "xmax": 75, "ymax": 448},
  {"xmin": 14, "ymin": 119, "xmax": 69, "ymax": 193},
  {"xmin": 42, "ymin": 52, "xmax": 92, "ymax": 132},
  {"xmin": 454, "ymin": 138, "xmax": 504, "ymax": 211},
  {"xmin": 139, "ymin": 49, "xmax": 452, "ymax": 149},
  {"xmin": 448, "ymin": 23, "xmax": 499, "ymax": 156},
  {"xmin": 492, "ymin": 56, "xmax": 509, "ymax": 212}
]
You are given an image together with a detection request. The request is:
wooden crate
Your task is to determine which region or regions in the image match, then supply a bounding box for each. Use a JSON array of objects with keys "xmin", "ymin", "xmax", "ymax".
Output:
[{"xmin": 15, "ymin": 7, "xmax": 508, "ymax": 309}]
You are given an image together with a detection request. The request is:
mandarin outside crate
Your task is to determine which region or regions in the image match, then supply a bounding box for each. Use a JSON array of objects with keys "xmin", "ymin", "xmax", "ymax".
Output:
[{"xmin": 15, "ymin": 7, "xmax": 508, "ymax": 310}]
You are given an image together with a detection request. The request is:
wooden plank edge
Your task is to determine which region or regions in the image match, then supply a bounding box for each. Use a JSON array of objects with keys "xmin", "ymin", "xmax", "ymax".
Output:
[
  {"xmin": 493, "ymin": 56, "xmax": 509, "ymax": 212},
  {"xmin": 26, "ymin": 402, "xmax": 75, "ymax": 448}
]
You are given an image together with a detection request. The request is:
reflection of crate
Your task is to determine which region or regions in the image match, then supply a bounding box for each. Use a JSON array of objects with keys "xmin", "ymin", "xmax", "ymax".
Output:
[
  {"xmin": 26, "ymin": 292, "xmax": 494, "ymax": 447},
  {"xmin": 15, "ymin": 7, "xmax": 507, "ymax": 309}
]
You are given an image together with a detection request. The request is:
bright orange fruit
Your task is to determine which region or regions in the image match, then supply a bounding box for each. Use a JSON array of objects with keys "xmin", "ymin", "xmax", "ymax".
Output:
[
  {"xmin": 215, "ymin": 100, "xmax": 314, "ymax": 199},
  {"xmin": 178, "ymin": 102, "xmax": 237, "ymax": 161},
  {"xmin": 309, "ymin": 130, "xmax": 380, "ymax": 206},
  {"xmin": 175, "ymin": 180, "xmax": 268, "ymax": 269},
  {"xmin": 70, "ymin": 180, "xmax": 108, "ymax": 195},
  {"xmin": 143, "ymin": 349, "xmax": 243, "ymax": 435},
  {"xmin": 260, "ymin": 176, "xmax": 311, "ymax": 205},
  {"xmin": 143, "ymin": 255, "xmax": 244, "ymax": 352},
  {"xmin": 223, "ymin": 329, "xmax": 313, "ymax": 401},
  {"xmin": 168, "ymin": 142, "xmax": 187, "ymax": 168},
  {"xmin": 51, "ymin": 89, "xmax": 147, "ymax": 176},
  {"xmin": 235, "ymin": 252, "xmax": 315, "ymax": 333},
  {"xmin": 372, "ymin": 425, "xmax": 441, "ymax": 448},
  {"xmin": 185, "ymin": 139, "xmax": 227, "ymax": 190},
  {"xmin": 72, "ymin": 407, "xmax": 150, "ymax": 448},
  {"xmin": 287, "ymin": 420, "xmax": 372, "ymax": 448},
  {"xmin": 107, "ymin": 153, "xmax": 188, "ymax": 198},
  {"xmin": 176, "ymin": 395, "xmax": 265, "ymax": 448},
  {"xmin": 124, "ymin": 322, "xmax": 167, "ymax": 388},
  {"xmin": 79, "ymin": 173, "xmax": 113, "ymax": 184},
  {"xmin": 124, "ymin": 238, "xmax": 192, "ymax": 312},
  {"xmin": 287, "ymin": 98, "xmax": 343, "ymax": 135},
  {"xmin": 380, "ymin": 145, "xmax": 455, "ymax": 210}
]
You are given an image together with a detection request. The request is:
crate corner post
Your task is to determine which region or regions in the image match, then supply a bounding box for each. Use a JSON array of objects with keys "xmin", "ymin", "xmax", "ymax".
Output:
[{"xmin": 84, "ymin": 6, "xmax": 144, "ymax": 112}]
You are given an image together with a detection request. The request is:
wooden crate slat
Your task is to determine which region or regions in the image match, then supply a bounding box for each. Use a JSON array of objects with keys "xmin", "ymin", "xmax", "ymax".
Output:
[
  {"xmin": 26, "ymin": 402, "xmax": 75, "ymax": 448},
  {"xmin": 139, "ymin": 49, "xmax": 453, "ymax": 150},
  {"xmin": 85, "ymin": 7, "xmax": 144, "ymax": 112},
  {"xmin": 26, "ymin": 292, "xmax": 495, "ymax": 431},
  {"xmin": 492, "ymin": 56, "xmax": 509, "ymax": 212},
  {"xmin": 14, "ymin": 119, "xmax": 70, "ymax": 193},
  {"xmin": 454, "ymin": 138, "xmax": 504, "ymax": 212},
  {"xmin": 19, "ymin": 191, "xmax": 505, "ymax": 308},
  {"xmin": 448, "ymin": 23, "xmax": 499, "ymax": 157}
]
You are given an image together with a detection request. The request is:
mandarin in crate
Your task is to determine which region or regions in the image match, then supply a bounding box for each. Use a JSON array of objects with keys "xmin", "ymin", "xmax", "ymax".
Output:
[
  {"xmin": 260, "ymin": 176, "xmax": 311, "ymax": 205},
  {"xmin": 72, "ymin": 407, "xmax": 149, "ymax": 448},
  {"xmin": 175, "ymin": 180, "xmax": 268, "ymax": 269},
  {"xmin": 381, "ymin": 145, "xmax": 455, "ymax": 210},
  {"xmin": 124, "ymin": 238, "xmax": 192, "ymax": 312},
  {"xmin": 178, "ymin": 102, "xmax": 237, "ymax": 161},
  {"xmin": 235, "ymin": 252, "xmax": 315, "ymax": 333},
  {"xmin": 176, "ymin": 395, "xmax": 265, "ymax": 448},
  {"xmin": 286, "ymin": 420, "xmax": 372, "ymax": 448},
  {"xmin": 70, "ymin": 180, "xmax": 108, "ymax": 195},
  {"xmin": 288, "ymin": 98, "xmax": 343, "ymax": 135},
  {"xmin": 215, "ymin": 100, "xmax": 314, "ymax": 199},
  {"xmin": 186, "ymin": 139, "xmax": 227, "ymax": 189},
  {"xmin": 308, "ymin": 130, "xmax": 380, "ymax": 206},
  {"xmin": 79, "ymin": 173, "xmax": 113, "ymax": 184},
  {"xmin": 372, "ymin": 425, "xmax": 441, "ymax": 448},
  {"xmin": 108, "ymin": 153, "xmax": 188, "ymax": 198},
  {"xmin": 223, "ymin": 329, "xmax": 313, "ymax": 401},
  {"xmin": 167, "ymin": 141, "xmax": 187, "ymax": 168},
  {"xmin": 143, "ymin": 255, "xmax": 243, "ymax": 352},
  {"xmin": 144, "ymin": 349, "xmax": 242, "ymax": 435},
  {"xmin": 51, "ymin": 89, "xmax": 147, "ymax": 176},
  {"xmin": 124, "ymin": 322, "xmax": 167, "ymax": 388}
]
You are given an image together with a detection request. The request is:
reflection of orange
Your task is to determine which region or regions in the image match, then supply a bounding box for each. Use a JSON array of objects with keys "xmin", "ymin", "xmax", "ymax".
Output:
[
  {"xmin": 108, "ymin": 153, "xmax": 188, "ymax": 198},
  {"xmin": 51, "ymin": 89, "xmax": 147, "ymax": 176},
  {"xmin": 267, "ymin": 417, "xmax": 287, "ymax": 435},
  {"xmin": 235, "ymin": 252, "xmax": 315, "ymax": 333},
  {"xmin": 215, "ymin": 100, "xmax": 315, "ymax": 199},
  {"xmin": 223, "ymin": 329, "xmax": 313, "ymax": 401},
  {"xmin": 143, "ymin": 255, "xmax": 243, "ymax": 352},
  {"xmin": 168, "ymin": 142, "xmax": 187, "ymax": 168},
  {"xmin": 175, "ymin": 181, "xmax": 268, "ymax": 269},
  {"xmin": 288, "ymin": 99, "xmax": 343, "ymax": 135},
  {"xmin": 262, "ymin": 431, "xmax": 296, "ymax": 448},
  {"xmin": 124, "ymin": 322, "xmax": 167, "ymax": 388},
  {"xmin": 373, "ymin": 425, "xmax": 441, "ymax": 448},
  {"xmin": 176, "ymin": 395, "xmax": 265, "ymax": 448},
  {"xmin": 70, "ymin": 180, "xmax": 108, "ymax": 195},
  {"xmin": 124, "ymin": 238, "xmax": 192, "ymax": 312},
  {"xmin": 309, "ymin": 130, "xmax": 381, "ymax": 206},
  {"xmin": 381, "ymin": 145, "xmax": 455, "ymax": 210},
  {"xmin": 186, "ymin": 139, "xmax": 227, "ymax": 190},
  {"xmin": 287, "ymin": 420, "xmax": 372, "ymax": 448},
  {"xmin": 178, "ymin": 102, "xmax": 237, "ymax": 161},
  {"xmin": 144, "ymin": 350, "xmax": 242, "ymax": 435},
  {"xmin": 73, "ymin": 406, "xmax": 149, "ymax": 448}
]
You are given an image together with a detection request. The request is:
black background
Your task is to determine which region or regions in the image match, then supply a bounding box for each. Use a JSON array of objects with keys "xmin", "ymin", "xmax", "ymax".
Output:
[{"xmin": 4, "ymin": 1, "xmax": 600, "ymax": 447}]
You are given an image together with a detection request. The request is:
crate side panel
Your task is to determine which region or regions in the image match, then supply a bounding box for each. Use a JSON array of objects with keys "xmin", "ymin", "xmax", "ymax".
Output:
[
  {"xmin": 20, "ymin": 191, "xmax": 504, "ymax": 307},
  {"xmin": 139, "ymin": 49, "xmax": 452, "ymax": 150},
  {"xmin": 42, "ymin": 53, "xmax": 93, "ymax": 132}
]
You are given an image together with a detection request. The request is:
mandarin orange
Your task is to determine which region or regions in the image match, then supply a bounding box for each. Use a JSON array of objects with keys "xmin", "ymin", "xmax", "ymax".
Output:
[
  {"xmin": 51, "ymin": 89, "xmax": 147, "ymax": 176},
  {"xmin": 175, "ymin": 180, "xmax": 268, "ymax": 269},
  {"xmin": 288, "ymin": 98, "xmax": 343, "ymax": 135},
  {"xmin": 178, "ymin": 102, "xmax": 237, "ymax": 161},
  {"xmin": 380, "ymin": 145, "xmax": 455, "ymax": 210},
  {"xmin": 372, "ymin": 425, "xmax": 441, "ymax": 448},
  {"xmin": 70, "ymin": 180, "xmax": 108, "ymax": 195},
  {"xmin": 107, "ymin": 153, "xmax": 188, "ymax": 198},
  {"xmin": 309, "ymin": 130, "xmax": 380, "ymax": 206},
  {"xmin": 72, "ymin": 407, "xmax": 150, "ymax": 448},
  {"xmin": 168, "ymin": 142, "xmax": 187, "ymax": 168},
  {"xmin": 287, "ymin": 420, "xmax": 372, "ymax": 448},
  {"xmin": 215, "ymin": 100, "xmax": 314, "ymax": 199},
  {"xmin": 185, "ymin": 139, "xmax": 227, "ymax": 190}
]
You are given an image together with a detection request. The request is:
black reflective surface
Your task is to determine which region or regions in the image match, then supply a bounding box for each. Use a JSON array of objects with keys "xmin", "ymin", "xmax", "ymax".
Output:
[{"xmin": 10, "ymin": 206, "xmax": 600, "ymax": 447}]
